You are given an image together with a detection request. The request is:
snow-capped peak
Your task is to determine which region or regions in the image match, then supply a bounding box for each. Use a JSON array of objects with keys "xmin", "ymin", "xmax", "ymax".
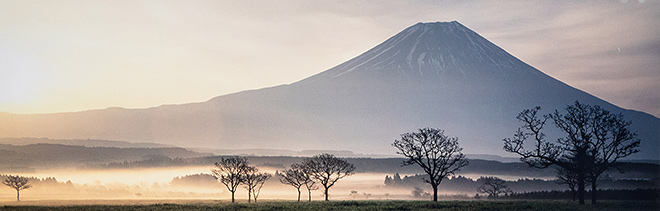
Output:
[{"xmin": 298, "ymin": 21, "xmax": 529, "ymax": 83}]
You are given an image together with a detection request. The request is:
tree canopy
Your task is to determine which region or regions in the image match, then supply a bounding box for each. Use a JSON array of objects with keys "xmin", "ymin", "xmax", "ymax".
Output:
[
  {"xmin": 3, "ymin": 175, "xmax": 32, "ymax": 201},
  {"xmin": 302, "ymin": 153, "xmax": 355, "ymax": 201},
  {"xmin": 393, "ymin": 128, "xmax": 469, "ymax": 201},
  {"xmin": 503, "ymin": 101, "xmax": 640, "ymax": 204},
  {"xmin": 211, "ymin": 156, "xmax": 251, "ymax": 203}
]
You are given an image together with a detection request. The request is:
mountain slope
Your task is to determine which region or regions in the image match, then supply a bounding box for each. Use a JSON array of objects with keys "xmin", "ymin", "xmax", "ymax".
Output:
[
  {"xmin": 0, "ymin": 143, "xmax": 211, "ymax": 169},
  {"xmin": 0, "ymin": 21, "xmax": 657, "ymax": 159},
  {"xmin": 0, "ymin": 137, "xmax": 173, "ymax": 148}
]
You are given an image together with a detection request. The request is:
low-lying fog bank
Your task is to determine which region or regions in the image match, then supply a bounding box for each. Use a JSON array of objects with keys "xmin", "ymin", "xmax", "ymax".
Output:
[
  {"xmin": 1, "ymin": 165, "xmax": 657, "ymax": 202},
  {"xmin": 0, "ymin": 144, "xmax": 657, "ymax": 202}
]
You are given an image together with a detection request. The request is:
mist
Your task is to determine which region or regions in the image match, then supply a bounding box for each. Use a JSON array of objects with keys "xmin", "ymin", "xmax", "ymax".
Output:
[
  {"xmin": 0, "ymin": 140, "xmax": 656, "ymax": 203},
  {"xmin": 0, "ymin": 167, "xmax": 410, "ymax": 202},
  {"xmin": 2, "ymin": 158, "xmax": 656, "ymax": 203}
]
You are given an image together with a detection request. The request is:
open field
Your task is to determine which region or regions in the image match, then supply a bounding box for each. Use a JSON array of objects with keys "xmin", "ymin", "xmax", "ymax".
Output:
[{"xmin": 1, "ymin": 200, "xmax": 659, "ymax": 211}]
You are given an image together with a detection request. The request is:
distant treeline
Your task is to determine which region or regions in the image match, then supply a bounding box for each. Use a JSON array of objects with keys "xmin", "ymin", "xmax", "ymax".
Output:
[
  {"xmin": 385, "ymin": 174, "xmax": 660, "ymax": 194},
  {"xmin": 2, "ymin": 143, "xmax": 658, "ymax": 181},
  {"xmin": 166, "ymin": 172, "xmax": 660, "ymax": 201},
  {"xmin": 504, "ymin": 189, "xmax": 660, "ymax": 201},
  {"xmin": 0, "ymin": 173, "xmax": 223, "ymax": 199},
  {"xmin": 170, "ymin": 173, "xmax": 223, "ymax": 189},
  {"xmin": 85, "ymin": 155, "xmax": 660, "ymax": 181},
  {"xmin": 2, "ymin": 143, "xmax": 658, "ymax": 186},
  {"xmin": 87, "ymin": 155, "xmax": 192, "ymax": 169},
  {"xmin": 0, "ymin": 174, "xmax": 67, "ymax": 187}
]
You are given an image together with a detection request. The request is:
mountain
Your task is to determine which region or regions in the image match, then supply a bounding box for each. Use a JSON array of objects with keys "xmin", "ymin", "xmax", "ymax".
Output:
[
  {"xmin": 0, "ymin": 21, "xmax": 658, "ymax": 159},
  {"xmin": 0, "ymin": 143, "xmax": 211, "ymax": 170},
  {"xmin": 0, "ymin": 137, "xmax": 173, "ymax": 148}
]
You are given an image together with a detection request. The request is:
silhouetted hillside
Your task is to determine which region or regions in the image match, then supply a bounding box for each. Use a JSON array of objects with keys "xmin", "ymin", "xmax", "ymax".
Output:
[
  {"xmin": 0, "ymin": 137, "xmax": 172, "ymax": 148},
  {"xmin": 0, "ymin": 143, "xmax": 211, "ymax": 169}
]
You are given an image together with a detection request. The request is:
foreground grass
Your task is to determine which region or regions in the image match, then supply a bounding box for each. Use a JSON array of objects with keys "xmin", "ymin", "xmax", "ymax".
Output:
[{"xmin": 2, "ymin": 200, "xmax": 659, "ymax": 211}]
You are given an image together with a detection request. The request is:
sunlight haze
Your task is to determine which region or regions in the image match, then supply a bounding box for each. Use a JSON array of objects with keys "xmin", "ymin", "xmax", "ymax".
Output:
[
  {"xmin": 1, "ymin": 0, "xmax": 658, "ymax": 117},
  {"xmin": 0, "ymin": 1, "xmax": 658, "ymax": 208}
]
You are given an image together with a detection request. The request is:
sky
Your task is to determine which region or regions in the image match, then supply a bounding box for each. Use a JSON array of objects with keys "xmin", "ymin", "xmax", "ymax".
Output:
[{"xmin": 1, "ymin": 0, "xmax": 659, "ymax": 117}]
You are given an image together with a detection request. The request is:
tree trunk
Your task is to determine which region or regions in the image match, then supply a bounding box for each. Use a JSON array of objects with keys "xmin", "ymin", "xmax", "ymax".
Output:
[
  {"xmin": 297, "ymin": 189, "xmax": 301, "ymax": 202},
  {"xmin": 432, "ymin": 184, "xmax": 438, "ymax": 202},
  {"xmin": 571, "ymin": 189, "xmax": 576, "ymax": 201},
  {"xmin": 577, "ymin": 173, "xmax": 585, "ymax": 205},
  {"xmin": 16, "ymin": 189, "xmax": 20, "ymax": 202},
  {"xmin": 231, "ymin": 191, "xmax": 235, "ymax": 203},
  {"xmin": 308, "ymin": 189, "xmax": 312, "ymax": 202},
  {"xmin": 591, "ymin": 179, "xmax": 597, "ymax": 204},
  {"xmin": 324, "ymin": 187, "xmax": 329, "ymax": 201},
  {"xmin": 248, "ymin": 189, "xmax": 252, "ymax": 203}
]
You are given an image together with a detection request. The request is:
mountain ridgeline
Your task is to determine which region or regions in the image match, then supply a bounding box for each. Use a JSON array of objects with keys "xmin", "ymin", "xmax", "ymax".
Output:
[{"xmin": 0, "ymin": 21, "xmax": 657, "ymax": 159}]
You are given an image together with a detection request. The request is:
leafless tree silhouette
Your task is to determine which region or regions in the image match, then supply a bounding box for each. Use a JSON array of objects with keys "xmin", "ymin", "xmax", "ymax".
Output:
[
  {"xmin": 244, "ymin": 170, "xmax": 271, "ymax": 203},
  {"xmin": 393, "ymin": 128, "xmax": 469, "ymax": 201},
  {"xmin": 3, "ymin": 175, "xmax": 32, "ymax": 201},
  {"xmin": 299, "ymin": 164, "xmax": 319, "ymax": 202},
  {"xmin": 504, "ymin": 101, "xmax": 640, "ymax": 204},
  {"xmin": 476, "ymin": 176, "xmax": 512, "ymax": 199},
  {"xmin": 555, "ymin": 166, "xmax": 590, "ymax": 201},
  {"xmin": 279, "ymin": 163, "xmax": 315, "ymax": 202},
  {"xmin": 302, "ymin": 153, "xmax": 355, "ymax": 201},
  {"xmin": 211, "ymin": 156, "xmax": 250, "ymax": 203},
  {"xmin": 350, "ymin": 190, "xmax": 358, "ymax": 199}
]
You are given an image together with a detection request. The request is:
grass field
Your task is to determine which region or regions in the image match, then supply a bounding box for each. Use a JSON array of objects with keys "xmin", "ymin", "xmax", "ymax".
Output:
[{"xmin": 1, "ymin": 200, "xmax": 658, "ymax": 211}]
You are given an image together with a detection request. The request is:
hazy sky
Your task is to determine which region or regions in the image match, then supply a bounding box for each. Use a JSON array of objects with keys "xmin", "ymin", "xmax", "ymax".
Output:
[{"xmin": 1, "ymin": 0, "xmax": 658, "ymax": 117}]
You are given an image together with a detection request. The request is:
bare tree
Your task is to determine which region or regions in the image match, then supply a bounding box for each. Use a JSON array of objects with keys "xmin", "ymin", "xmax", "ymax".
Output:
[
  {"xmin": 503, "ymin": 101, "xmax": 640, "ymax": 204},
  {"xmin": 279, "ymin": 163, "xmax": 317, "ymax": 202},
  {"xmin": 3, "ymin": 175, "xmax": 32, "ymax": 201},
  {"xmin": 350, "ymin": 190, "xmax": 358, "ymax": 199},
  {"xmin": 555, "ymin": 166, "xmax": 588, "ymax": 201},
  {"xmin": 362, "ymin": 192, "xmax": 372, "ymax": 199},
  {"xmin": 302, "ymin": 153, "xmax": 355, "ymax": 201},
  {"xmin": 583, "ymin": 106, "xmax": 640, "ymax": 204},
  {"xmin": 392, "ymin": 128, "xmax": 469, "ymax": 201},
  {"xmin": 300, "ymin": 165, "xmax": 318, "ymax": 202},
  {"xmin": 411, "ymin": 187, "xmax": 430, "ymax": 199},
  {"xmin": 476, "ymin": 176, "xmax": 512, "ymax": 199},
  {"xmin": 278, "ymin": 166, "xmax": 305, "ymax": 202},
  {"xmin": 211, "ymin": 156, "xmax": 250, "ymax": 203},
  {"xmin": 247, "ymin": 171, "xmax": 271, "ymax": 203},
  {"xmin": 241, "ymin": 166, "xmax": 258, "ymax": 203}
]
